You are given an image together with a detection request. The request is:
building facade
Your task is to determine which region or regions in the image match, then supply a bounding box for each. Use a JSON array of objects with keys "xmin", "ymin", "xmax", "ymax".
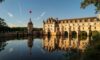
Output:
[{"xmin": 43, "ymin": 17, "xmax": 100, "ymax": 36}]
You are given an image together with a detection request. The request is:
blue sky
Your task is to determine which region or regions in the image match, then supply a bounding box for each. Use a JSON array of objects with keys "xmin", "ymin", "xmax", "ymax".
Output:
[{"xmin": 0, "ymin": 0, "xmax": 96, "ymax": 27}]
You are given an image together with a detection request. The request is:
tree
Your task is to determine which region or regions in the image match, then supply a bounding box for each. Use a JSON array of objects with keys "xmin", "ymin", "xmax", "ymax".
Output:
[
  {"xmin": 0, "ymin": 0, "xmax": 4, "ymax": 3},
  {"xmin": 81, "ymin": 0, "xmax": 100, "ymax": 13},
  {"xmin": 0, "ymin": 18, "xmax": 8, "ymax": 27},
  {"xmin": 0, "ymin": 18, "xmax": 9, "ymax": 32}
]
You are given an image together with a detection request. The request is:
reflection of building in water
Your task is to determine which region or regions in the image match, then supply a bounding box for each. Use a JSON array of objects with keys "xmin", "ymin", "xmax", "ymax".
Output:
[
  {"xmin": 78, "ymin": 37, "xmax": 91, "ymax": 52},
  {"xmin": 42, "ymin": 36, "xmax": 91, "ymax": 52},
  {"xmin": 27, "ymin": 36, "xmax": 33, "ymax": 55},
  {"xmin": 42, "ymin": 36, "xmax": 56, "ymax": 52}
]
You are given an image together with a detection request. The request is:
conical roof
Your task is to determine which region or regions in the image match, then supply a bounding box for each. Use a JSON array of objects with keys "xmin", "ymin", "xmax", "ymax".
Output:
[{"xmin": 28, "ymin": 18, "xmax": 33, "ymax": 25}]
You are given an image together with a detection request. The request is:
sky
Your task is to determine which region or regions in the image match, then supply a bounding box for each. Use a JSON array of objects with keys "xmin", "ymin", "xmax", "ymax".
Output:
[{"xmin": 0, "ymin": 0, "xmax": 96, "ymax": 28}]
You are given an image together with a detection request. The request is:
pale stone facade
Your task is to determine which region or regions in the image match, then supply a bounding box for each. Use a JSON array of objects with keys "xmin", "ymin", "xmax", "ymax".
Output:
[{"xmin": 43, "ymin": 17, "xmax": 100, "ymax": 36}]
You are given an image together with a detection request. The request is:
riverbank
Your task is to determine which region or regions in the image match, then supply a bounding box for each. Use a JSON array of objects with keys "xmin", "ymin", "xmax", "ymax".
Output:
[{"xmin": 0, "ymin": 31, "xmax": 43, "ymax": 38}]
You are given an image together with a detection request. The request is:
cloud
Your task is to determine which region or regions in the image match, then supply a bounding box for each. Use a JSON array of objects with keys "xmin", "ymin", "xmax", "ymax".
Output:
[
  {"xmin": 40, "ymin": 12, "xmax": 46, "ymax": 17},
  {"xmin": 9, "ymin": 23, "xmax": 16, "ymax": 27},
  {"xmin": 36, "ymin": 12, "xmax": 46, "ymax": 20},
  {"xmin": 17, "ymin": 21, "xmax": 27, "ymax": 27},
  {"xmin": 8, "ymin": 12, "xmax": 14, "ymax": 18},
  {"xmin": 8, "ymin": 20, "xmax": 27, "ymax": 27}
]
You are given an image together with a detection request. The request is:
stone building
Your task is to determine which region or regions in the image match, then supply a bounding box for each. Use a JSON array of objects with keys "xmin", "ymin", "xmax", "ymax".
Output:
[
  {"xmin": 27, "ymin": 18, "xmax": 33, "ymax": 34},
  {"xmin": 43, "ymin": 16, "xmax": 100, "ymax": 36}
]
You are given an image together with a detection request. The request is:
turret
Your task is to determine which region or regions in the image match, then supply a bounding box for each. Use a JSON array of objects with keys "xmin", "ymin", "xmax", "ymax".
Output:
[{"xmin": 27, "ymin": 18, "xmax": 33, "ymax": 34}]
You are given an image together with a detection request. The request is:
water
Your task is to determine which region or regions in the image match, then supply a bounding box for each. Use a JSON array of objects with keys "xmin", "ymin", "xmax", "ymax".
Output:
[{"xmin": 0, "ymin": 36, "xmax": 91, "ymax": 60}]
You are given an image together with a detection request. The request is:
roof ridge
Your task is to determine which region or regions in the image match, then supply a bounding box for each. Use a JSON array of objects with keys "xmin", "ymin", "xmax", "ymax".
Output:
[{"xmin": 59, "ymin": 16, "xmax": 97, "ymax": 21}]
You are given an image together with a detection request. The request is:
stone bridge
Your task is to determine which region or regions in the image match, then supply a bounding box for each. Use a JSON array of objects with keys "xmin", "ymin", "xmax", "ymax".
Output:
[{"xmin": 43, "ymin": 17, "xmax": 100, "ymax": 37}]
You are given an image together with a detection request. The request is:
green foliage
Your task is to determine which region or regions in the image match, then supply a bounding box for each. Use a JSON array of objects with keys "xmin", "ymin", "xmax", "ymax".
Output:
[
  {"xmin": 0, "ymin": 18, "xmax": 8, "ymax": 27},
  {"xmin": 92, "ymin": 31, "xmax": 100, "ymax": 41},
  {"xmin": 83, "ymin": 32, "xmax": 100, "ymax": 60},
  {"xmin": 0, "ymin": 18, "xmax": 10, "ymax": 32},
  {"xmin": 81, "ymin": 0, "xmax": 100, "ymax": 13},
  {"xmin": 0, "ymin": 0, "xmax": 4, "ymax": 3},
  {"xmin": 10, "ymin": 27, "xmax": 27, "ymax": 32}
]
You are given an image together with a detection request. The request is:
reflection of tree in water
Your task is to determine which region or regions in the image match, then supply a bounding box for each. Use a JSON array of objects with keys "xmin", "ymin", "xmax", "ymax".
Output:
[
  {"xmin": 82, "ymin": 32, "xmax": 100, "ymax": 60},
  {"xmin": 63, "ymin": 49, "xmax": 82, "ymax": 60},
  {"xmin": 0, "ymin": 39, "xmax": 7, "ymax": 52},
  {"xmin": 0, "ymin": 36, "xmax": 27, "ymax": 52}
]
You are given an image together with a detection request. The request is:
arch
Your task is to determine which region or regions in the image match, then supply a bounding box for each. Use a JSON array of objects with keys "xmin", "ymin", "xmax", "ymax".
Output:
[
  {"xmin": 71, "ymin": 31, "xmax": 77, "ymax": 38},
  {"xmin": 80, "ymin": 31, "xmax": 87, "ymax": 40},
  {"xmin": 64, "ymin": 31, "xmax": 68, "ymax": 38},
  {"xmin": 47, "ymin": 28, "xmax": 51, "ymax": 36},
  {"xmin": 48, "ymin": 31, "xmax": 51, "ymax": 36}
]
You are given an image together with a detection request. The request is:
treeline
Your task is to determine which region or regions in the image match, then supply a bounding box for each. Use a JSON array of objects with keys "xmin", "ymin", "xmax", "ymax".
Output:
[
  {"xmin": 10, "ymin": 27, "xmax": 42, "ymax": 32},
  {"xmin": 0, "ymin": 17, "xmax": 42, "ymax": 33},
  {"xmin": 0, "ymin": 18, "xmax": 27, "ymax": 32},
  {"xmin": 0, "ymin": 18, "xmax": 10, "ymax": 33},
  {"xmin": 10, "ymin": 27, "xmax": 27, "ymax": 32}
]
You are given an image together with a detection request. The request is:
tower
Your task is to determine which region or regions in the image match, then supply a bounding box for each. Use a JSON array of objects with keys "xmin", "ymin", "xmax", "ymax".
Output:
[
  {"xmin": 27, "ymin": 18, "xmax": 33, "ymax": 34},
  {"xmin": 27, "ymin": 10, "xmax": 33, "ymax": 34}
]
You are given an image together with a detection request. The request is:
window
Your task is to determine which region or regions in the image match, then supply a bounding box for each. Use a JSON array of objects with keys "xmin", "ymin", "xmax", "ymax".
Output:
[
  {"xmin": 51, "ymin": 28, "xmax": 52, "ymax": 30},
  {"xmin": 82, "ymin": 24, "xmax": 84, "ymax": 26},
  {"xmin": 64, "ymin": 21, "xmax": 66, "ymax": 23},
  {"xmin": 70, "ymin": 20, "xmax": 72, "ymax": 23},
  {"xmin": 75, "ymin": 20, "xmax": 77, "ymax": 23},
  {"xmin": 85, "ymin": 20, "xmax": 87, "ymax": 22},
  {"xmin": 94, "ymin": 23, "xmax": 96, "ymax": 25},
  {"xmin": 63, "ymin": 21, "xmax": 65, "ymax": 23},
  {"xmin": 58, "ymin": 21, "xmax": 60, "ymax": 23},
  {"xmin": 51, "ymin": 25, "xmax": 52, "ymax": 27},
  {"xmin": 90, "ymin": 19, "xmax": 93, "ymax": 22},
  {"xmin": 83, "ymin": 27, "xmax": 84, "ymax": 29},
  {"xmin": 94, "ymin": 27, "xmax": 96, "ymax": 29},
  {"xmin": 65, "ymin": 28, "xmax": 66, "ymax": 30},
  {"xmin": 73, "ymin": 24, "xmax": 74, "ymax": 26},
  {"xmin": 80, "ymin": 20, "xmax": 82, "ymax": 22},
  {"xmin": 61, "ymin": 21, "xmax": 63, "ymax": 23},
  {"xmin": 66, "ymin": 20, "xmax": 68, "ymax": 23},
  {"xmin": 73, "ymin": 27, "xmax": 75, "ymax": 29}
]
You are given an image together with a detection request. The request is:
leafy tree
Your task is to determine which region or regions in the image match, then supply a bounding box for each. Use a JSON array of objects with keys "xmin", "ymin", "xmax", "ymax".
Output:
[
  {"xmin": 83, "ymin": 32, "xmax": 100, "ymax": 60},
  {"xmin": 0, "ymin": 0, "xmax": 4, "ymax": 3},
  {"xmin": 0, "ymin": 18, "xmax": 8, "ymax": 27},
  {"xmin": 81, "ymin": 0, "xmax": 100, "ymax": 13},
  {"xmin": 0, "ymin": 18, "xmax": 9, "ymax": 32}
]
